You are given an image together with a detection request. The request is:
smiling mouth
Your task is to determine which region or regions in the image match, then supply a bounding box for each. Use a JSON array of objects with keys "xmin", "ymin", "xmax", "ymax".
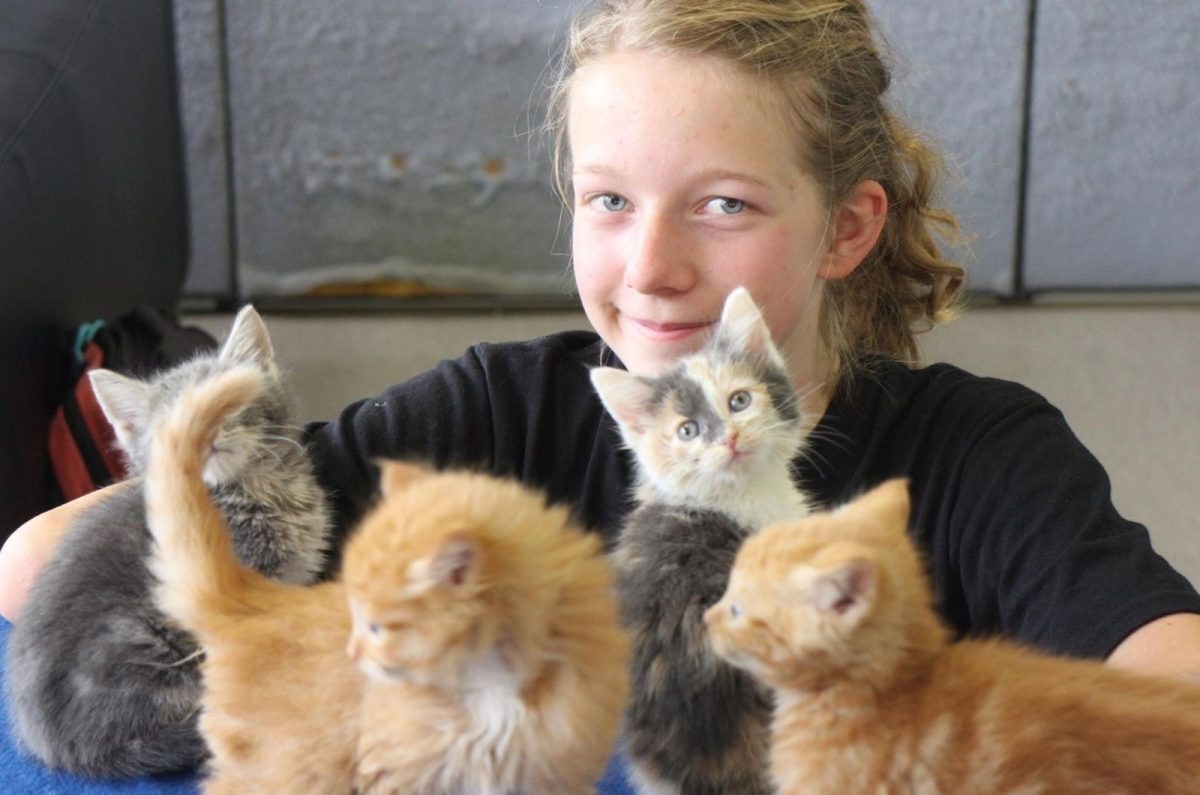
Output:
[{"xmin": 632, "ymin": 319, "xmax": 713, "ymax": 341}]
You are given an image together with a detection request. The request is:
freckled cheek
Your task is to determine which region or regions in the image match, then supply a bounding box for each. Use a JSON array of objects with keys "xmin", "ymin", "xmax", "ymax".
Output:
[{"xmin": 570, "ymin": 225, "xmax": 623, "ymax": 293}]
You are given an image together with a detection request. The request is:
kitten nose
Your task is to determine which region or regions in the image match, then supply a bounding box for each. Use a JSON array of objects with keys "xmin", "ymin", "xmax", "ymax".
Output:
[{"xmin": 725, "ymin": 432, "xmax": 739, "ymax": 450}]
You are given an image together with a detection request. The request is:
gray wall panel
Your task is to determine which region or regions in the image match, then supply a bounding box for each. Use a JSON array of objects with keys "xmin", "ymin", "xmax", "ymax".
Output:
[
  {"xmin": 872, "ymin": 0, "xmax": 1028, "ymax": 295},
  {"xmin": 1025, "ymin": 1, "xmax": 1200, "ymax": 289},
  {"xmin": 222, "ymin": 0, "xmax": 578, "ymax": 298},
  {"xmin": 176, "ymin": 0, "xmax": 234, "ymax": 297}
]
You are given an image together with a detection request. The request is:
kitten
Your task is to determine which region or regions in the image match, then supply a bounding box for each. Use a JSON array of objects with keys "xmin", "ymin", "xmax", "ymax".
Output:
[
  {"xmin": 143, "ymin": 366, "xmax": 630, "ymax": 794},
  {"xmin": 590, "ymin": 287, "xmax": 812, "ymax": 795},
  {"xmin": 705, "ymin": 479, "xmax": 1200, "ymax": 794},
  {"xmin": 4, "ymin": 306, "xmax": 331, "ymax": 778}
]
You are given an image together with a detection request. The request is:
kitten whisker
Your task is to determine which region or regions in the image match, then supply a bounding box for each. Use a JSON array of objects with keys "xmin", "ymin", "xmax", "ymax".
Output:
[{"xmin": 259, "ymin": 433, "xmax": 305, "ymax": 451}]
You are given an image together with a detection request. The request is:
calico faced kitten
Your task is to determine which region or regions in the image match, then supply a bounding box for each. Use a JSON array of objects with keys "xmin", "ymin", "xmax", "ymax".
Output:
[
  {"xmin": 143, "ymin": 366, "xmax": 630, "ymax": 794},
  {"xmin": 4, "ymin": 306, "xmax": 331, "ymax": 778},
  {"xmin": 590, "ymin": 287, "xmax": 812, "ymax": 795},
  {"xmin": 706, "ymin": 479, "xmax": 1200, "ymax": 795}
]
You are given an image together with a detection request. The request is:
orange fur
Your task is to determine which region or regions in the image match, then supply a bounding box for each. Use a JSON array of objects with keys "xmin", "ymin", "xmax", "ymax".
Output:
[
  {"xmin": 705, "ymin": 480, "xmax": 1200, "ymax": 794},
  {"xmin": 145, "ymin": 369, "xmax": 629, "ymax": 793}
]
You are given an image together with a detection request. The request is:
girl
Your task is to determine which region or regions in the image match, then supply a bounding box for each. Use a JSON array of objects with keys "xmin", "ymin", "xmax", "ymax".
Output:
[{"xmin": 4, "ymin": 0, "xmax": 1199, "ymax": 687}]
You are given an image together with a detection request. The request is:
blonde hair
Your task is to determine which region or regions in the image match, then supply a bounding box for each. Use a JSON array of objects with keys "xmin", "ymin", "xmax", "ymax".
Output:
[{"xmin": 546, "ymin": 0, "xmax": 966, "ymax": 377}]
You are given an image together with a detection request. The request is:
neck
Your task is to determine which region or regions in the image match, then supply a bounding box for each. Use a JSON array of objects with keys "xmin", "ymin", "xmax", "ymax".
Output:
[{"xmin": 772, "ymin": 676, "xmax": 879, "ymax": 737}]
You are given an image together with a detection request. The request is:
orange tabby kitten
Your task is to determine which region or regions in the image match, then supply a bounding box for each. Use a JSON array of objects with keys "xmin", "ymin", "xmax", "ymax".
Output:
[
  {"xmin": 144, "ymin": 366, "xmax": 629, "ymax": 794},
  {"xmin": 705, "ymin": 479, "xmax": 1200, "ymax": 795}
]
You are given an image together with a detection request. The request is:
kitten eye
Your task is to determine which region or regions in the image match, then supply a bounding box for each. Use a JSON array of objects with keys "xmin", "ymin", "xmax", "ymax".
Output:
[
  {"xmin": 367, "ymin": 622, "xmax": 382, "ymax": 636},
  {"xmin": 728, "ymin": 390, "xmax": 751, "ymax": 412},
  {"xmin": 729, "ymin": 602, "xmax": 742, "ymax": 619},
  {"xmin": 677, "ymin": 420, "xmax": 700, "ymax": 441}
]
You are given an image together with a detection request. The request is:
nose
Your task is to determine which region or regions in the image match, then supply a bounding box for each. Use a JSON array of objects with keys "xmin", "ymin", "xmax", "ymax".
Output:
[{"xmin": 624, "ymin": 211, "xmax": 695, "ymax": 295}]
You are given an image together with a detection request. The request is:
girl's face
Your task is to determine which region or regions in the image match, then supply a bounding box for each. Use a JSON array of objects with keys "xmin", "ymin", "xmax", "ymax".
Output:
[{"xmin": 569, "ymin": 51, "xmax": 834, "ymax": 387}]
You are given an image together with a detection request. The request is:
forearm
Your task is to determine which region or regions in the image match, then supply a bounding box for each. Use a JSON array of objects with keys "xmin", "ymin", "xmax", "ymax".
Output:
[{"xmin": 0, "ymin": 482, "xmax": 133, "ymax": 622}]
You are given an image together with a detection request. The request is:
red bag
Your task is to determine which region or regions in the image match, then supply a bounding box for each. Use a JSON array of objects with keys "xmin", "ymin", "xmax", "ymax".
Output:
[{"xmin": 46, "ymin": 306, "xmax": 216, "ymax": 502}]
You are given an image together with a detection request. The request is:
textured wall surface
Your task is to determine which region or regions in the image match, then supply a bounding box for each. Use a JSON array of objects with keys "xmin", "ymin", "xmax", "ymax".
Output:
[
  {"xmin": 174, "ymin": 1, "xmax": 1199, "ymax": 299},
  {"xmin": 872, "ymin": 0, "xmax": 1028, "ymax": 293},
  {"xmin": 175, "ymin": 0, "xmax": 232, "ymax": 297},
  {"xmin": 223, "ymin": 0, "xmax": 578, "ymax": 297},
  {"xmin": 1025, "ymin": 0, "xmax": 1200, "ymax": 288}
]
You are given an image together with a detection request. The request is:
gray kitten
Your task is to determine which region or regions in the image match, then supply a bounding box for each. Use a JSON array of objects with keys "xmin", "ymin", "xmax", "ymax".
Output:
[
  {"xmin": 590, "ymin": 287, "xmax": 812, "ymax": 795},
  {"xmin": 4, "ymin": 306, "xmax": 331, "ymax": 778}
]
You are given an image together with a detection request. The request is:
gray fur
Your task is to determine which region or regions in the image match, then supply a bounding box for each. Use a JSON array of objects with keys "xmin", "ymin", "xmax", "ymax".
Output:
[
  {"xmin": 614, "ymin": 504, "xmax": 774, "ymax": 795},
  {"xmin": 4, "ymin": 307, "xmax": 331, "ymax": 777},
  {"xmin": 592, "ymin": 288, "xmax": 810, "ymax": 795}
]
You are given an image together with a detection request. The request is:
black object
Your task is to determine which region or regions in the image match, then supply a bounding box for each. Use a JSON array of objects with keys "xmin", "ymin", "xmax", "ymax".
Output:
[{"xmin": 0, "ymin": 0, "xmax": 189, "ymax": 538}]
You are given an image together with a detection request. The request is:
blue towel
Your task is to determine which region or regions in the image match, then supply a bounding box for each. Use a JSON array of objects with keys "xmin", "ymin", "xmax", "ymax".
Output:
[{"xmin": 1, "ymin": 618, "xmax": 633, "ymax": 793}]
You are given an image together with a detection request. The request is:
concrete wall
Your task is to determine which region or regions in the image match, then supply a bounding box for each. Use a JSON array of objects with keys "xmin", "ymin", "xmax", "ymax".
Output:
[
  {"xmin": 187, "ymin": 305, "xmax": 1200, "ymax": 588},
  {"xmin": 176, "ymin": 1, "xmax": 1200, "ymax": 300}
]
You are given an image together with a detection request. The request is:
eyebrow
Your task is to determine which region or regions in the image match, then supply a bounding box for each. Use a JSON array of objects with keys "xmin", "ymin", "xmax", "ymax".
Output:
[{"xmin": 573, "ymin": 165, "xmax": 774, "ymax": 189}]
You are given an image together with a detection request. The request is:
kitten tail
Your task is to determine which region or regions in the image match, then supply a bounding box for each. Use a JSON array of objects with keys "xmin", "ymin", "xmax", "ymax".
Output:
[{"xmin": 144, "ymin": 366, "xmax": 272, "ymax": 635}]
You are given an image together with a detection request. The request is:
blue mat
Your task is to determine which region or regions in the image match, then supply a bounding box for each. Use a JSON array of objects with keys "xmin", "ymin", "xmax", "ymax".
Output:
[{"xmin": 1, "ymin": 619, "xmax": 633, "ymax": 793}]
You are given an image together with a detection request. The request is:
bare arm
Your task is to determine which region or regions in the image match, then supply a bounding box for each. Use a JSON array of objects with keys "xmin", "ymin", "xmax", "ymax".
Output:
[
  {"xmin": 1107, "ymin": 612, "xmax": 1200, "ymax": 682},
  {"xmin": 0, "ymin": 482, "xmax": 134, "ymax": 622}
]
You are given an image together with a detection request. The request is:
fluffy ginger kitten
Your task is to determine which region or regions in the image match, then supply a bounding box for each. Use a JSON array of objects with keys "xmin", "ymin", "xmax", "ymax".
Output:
[
  {"xmin": 705, "ymin": 479, "xmax": 1200, "ymax": 795},
  {"xmin": 144, "ymin": 366, "xmax": 630, "ymax": 794}
]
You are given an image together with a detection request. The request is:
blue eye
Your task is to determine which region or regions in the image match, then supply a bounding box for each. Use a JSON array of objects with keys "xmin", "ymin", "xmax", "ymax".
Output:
[
  {"xmin": 677, "ymin": 420, "xmax": 700, "ymax": 441},
  {"xmin": 729, "ymin": 602, "xmax": 742, "ymax": 619},
  {"xmin": 590, "ymin": 193, "xmax": 628, "ymax": 212},
  {"xmin": 367, "ymin": 622, "xmax": 381, "ymax": 636},
  {"xmin": 729, "ymin": 390, "xmax": 751, "ymax": 412},
  {"xmin": 706, "ymin": 197, "xmax": 745, "ymax": 214}
]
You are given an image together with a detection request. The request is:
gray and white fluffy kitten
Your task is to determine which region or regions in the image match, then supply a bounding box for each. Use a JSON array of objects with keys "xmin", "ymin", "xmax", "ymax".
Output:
[
  {"xmin": 4, "ymin": 306, "xmax": 332, "ymax": 778},
  {"xmin": 590, "ymin": 287, "xmax": 812, "ymax": 795}
]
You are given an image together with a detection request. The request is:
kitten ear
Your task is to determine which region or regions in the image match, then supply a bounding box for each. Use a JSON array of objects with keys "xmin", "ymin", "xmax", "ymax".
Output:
[
  {"xmin": 377, "ymin": 460, "xmax": 430, "ymax": 497},
  {"xmin": 716, "ymin": 287, "xmax": 779, "ymax": 363},
  {"xmin": 590, "ymin": 367, "xmax": 656, "ymax": 435},
  {"xmin": 803, "ymin": 558, "xmax": 877, "ymax": 623},
  {"xmin": 220, "ymin": 305, "xmax": 275, "ymax": 371},
  {"xmin": 850, "ymin": 479, "xmax": 911, "ymax": 533},
  {"xmin": 89, "ymin": 369, "xmax": 152, "ymax": 455},
  {"xmin": 424, "ymin": 535, "xmax": 475, "ymax": 590}
]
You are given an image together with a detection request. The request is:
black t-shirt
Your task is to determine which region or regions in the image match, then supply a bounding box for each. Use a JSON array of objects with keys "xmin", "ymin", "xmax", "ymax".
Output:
[{"xmin": 305, "ymin": 330, "xmax": 1200, "ymax": 659}]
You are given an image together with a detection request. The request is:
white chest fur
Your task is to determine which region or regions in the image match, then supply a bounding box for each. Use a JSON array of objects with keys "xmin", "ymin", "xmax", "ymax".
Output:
[{"xmin": 446, "ymin": 650, "xmax": 528, "ymax": 795}]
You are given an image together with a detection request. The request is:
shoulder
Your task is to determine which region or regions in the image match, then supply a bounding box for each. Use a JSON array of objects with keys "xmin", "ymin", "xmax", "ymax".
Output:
[
  {"xmin": 811, "ymin": 359, "xmax": 1061, "ymax": 495},
  {"xmin": 851, "ymin": 358, "xmax": 1051, "ymax": 425},
  {"xmin": 462, "ymin": 328, "xmax": 603, "ymax": 374}
]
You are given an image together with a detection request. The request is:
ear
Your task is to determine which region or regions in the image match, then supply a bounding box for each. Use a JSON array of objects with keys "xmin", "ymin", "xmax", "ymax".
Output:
[
  {"xmin": 805, "ymin": 558, "xmax": 876, "ymax": 622},
  {"xmin": 89, "ymin": 369, "xmax": 151, "ymax": 454},
  {"xmin": 716, "ymin": 286, "xmax": 778, "ymax": 361},
  {"xmin": 850, "ymin": 479, "xmax": 911, "ymax": 534},
  {"xmin": 220, "ymin": 305, "xmax": 275, "ymax": 370},
  {"xmin": 817, "ymin": 180, "xmax": 887, "ymax": 281},
  {"xmin": 589, "ymin": 367, "xmax": 657, "ymax": 435},
  {"xmin": 377, "ymin": 460, "xmax": 430, "ymax": 497},
  {"xmin": 428, "ymin": 534, "xmax": 480, "ymax": 589}
]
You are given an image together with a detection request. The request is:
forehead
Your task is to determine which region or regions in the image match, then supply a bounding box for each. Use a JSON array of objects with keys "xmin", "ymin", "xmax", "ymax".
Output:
[{"xmin": 567, "ymin": 50, "xmax": 804, "ymax": 186}]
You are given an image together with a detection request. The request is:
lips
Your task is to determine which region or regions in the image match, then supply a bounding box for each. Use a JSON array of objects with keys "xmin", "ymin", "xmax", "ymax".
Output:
[{"xmin": 631, "ymin": 318, "xmax": 713, "ymax": 342}]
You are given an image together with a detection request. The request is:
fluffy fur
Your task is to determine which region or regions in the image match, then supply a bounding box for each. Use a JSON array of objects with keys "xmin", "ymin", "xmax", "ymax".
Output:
[
  {"xmin": 590, "ymin": 287, "xmax": 812, "ymax": 794},
  {"xmin": 144, "ymin": 367, "xmax": 630, "ymax": 794},
  {"xmin": 706, "ymin": 479, "xmax": 1200, "ymax": 794},
  {"xmin": 4, "ymin": 306, "xmax": 330, "ymax": 777}
]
